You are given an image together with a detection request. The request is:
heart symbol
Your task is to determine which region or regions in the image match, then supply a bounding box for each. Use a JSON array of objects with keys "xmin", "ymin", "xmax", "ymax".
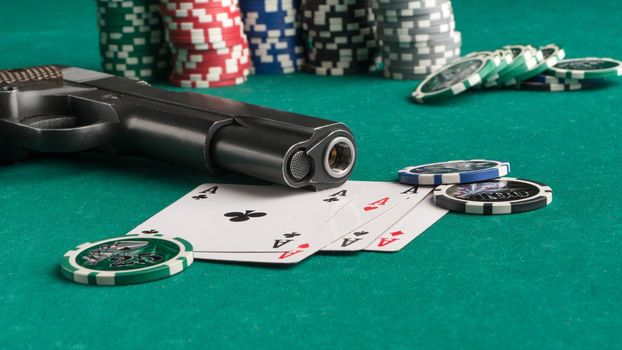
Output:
[
  {"xmin": 390, "ymin": 230, "xmax": 404, "ymax": 237},
  {"xmin": 298, "ymin": 243, "xmax": 310, "ymax": 249},
  {"xmin": 364, "ymin": 206, "xmax": 378, "ymax": 211}
]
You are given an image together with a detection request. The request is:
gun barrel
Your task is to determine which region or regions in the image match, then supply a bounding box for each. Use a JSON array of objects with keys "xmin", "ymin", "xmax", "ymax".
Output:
[{"xmin": 0, "ymin": 66, "xmax": 357, "ymax": 190}]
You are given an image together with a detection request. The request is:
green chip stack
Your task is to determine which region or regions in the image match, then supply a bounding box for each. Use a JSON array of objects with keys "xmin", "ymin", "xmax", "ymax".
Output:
[{"xmin": 97, "ymin": 0, "xmax": 171, "ymax": 81}]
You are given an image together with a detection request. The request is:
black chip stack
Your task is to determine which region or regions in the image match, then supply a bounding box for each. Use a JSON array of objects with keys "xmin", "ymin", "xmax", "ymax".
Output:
[
  {"xmin": 372, "ymin": 0, "xmax": 462, "ymax": 80},
  {"xmin": 300, "ymin": 0, "xmax": 379, "ymax": 75}
]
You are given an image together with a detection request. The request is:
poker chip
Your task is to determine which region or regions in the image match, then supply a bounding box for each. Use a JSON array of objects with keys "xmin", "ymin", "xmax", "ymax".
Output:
[
  {"xmin": 466, "ymin": 49, "xmax": 513, "ymax": 79},
  {"xmin": 433, "ymin": 178, "xmax": 553, "ymax": 215},
  {"xmin": 60, "ymin": 234, "xmax": 194, "ymax": 285},
  {"xmin": 547, "ymin": 57, "xmax": 622, "ymax": 79},
  {"xmin": 239, "ymin": 0, "xmax": 304, "ymax": 74},
  {"xmin": 512, "ymin": 81, "xmax": 596, "ymax": 92},
  {"xmin": 501, "ymin": 44, "xmax": 566, "ymax": 86},
  {"xmin": 97, "ymin": 0, "xmax": 171, "ymax": 81},
  {"xmin": 526, "ymin": 73, "xmax": 605, "ymax": 85},
  {"xmin": 411, "ymin": 55, "xmax": 497, "ymax": 103},
  {"xmin": 161, "ymin": 0, "xmax": 251, "ymax": 87},
  {"xmin": 398, "ymin": 160, "xmax": 510, "ymax": 185},
  {"xmin": 301, "ymin": 0, "xmax": 380, "ymax": 76},
  {"xmin": 372, "ymin": 0, "xmax": 462, "ymax": 80},
  {"xmin": 482, "ymin": 44, "xmax": 540, "ymax": 88},
  {"xmin": 412, "ymin": 42, "xmax": 621, "ymax": 103}
]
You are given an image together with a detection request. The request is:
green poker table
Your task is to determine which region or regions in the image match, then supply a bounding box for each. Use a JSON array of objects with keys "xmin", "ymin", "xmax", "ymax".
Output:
[{"xmin": 1, "ymin": 0, "xmax": 621, "ymax": 348}]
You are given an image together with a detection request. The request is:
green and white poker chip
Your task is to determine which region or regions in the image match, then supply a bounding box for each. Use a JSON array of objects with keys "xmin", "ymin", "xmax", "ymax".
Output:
[
  {"xmin": 412, "ymin": 55, "xmax": 497, "ymax": 103},
  {"xmin": 60, "ymin": 233, "xmax": 194, "ymax": 286},
  {"xmin": 502, "ymin": 44, "xmax": 566, "ymax": 86},
  {"xmin": 482, "ymin": 45, "xmax": 536, "ymax": 87},
  {"xmin": 547, "ymin": 57, "xmax": 622, "ymax": 79},
  {"xmin": 486, "ymin": 45, "xmax": 542, "ymax": 86}
]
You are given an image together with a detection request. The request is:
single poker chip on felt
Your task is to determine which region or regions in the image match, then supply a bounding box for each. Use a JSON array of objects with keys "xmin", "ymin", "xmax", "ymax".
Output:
[
  {"xmin": 60, "ymin": 234, "xmax": 194, "ymax": 286},
  {"xmin": 547, "ymin": 57, "xmax": 622, "ymax": 79},
  {"xmin": 411, "ymin": 55, "xmax": 497, "ymax": 103},
  {"xmin": 398, "ymin": 160, "xmax": 510, "ymax": 185},
  {"xmin": 433, "ymin": 177, "xmax": 553, "ymax": 215}
]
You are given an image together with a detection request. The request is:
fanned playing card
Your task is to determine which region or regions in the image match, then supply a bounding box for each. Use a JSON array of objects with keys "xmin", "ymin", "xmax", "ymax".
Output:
[
  {"xmin": 365, "ymin": 193, "xmax": 448, "ymax": 252},
  {"xmin": 321, "ymin": 184, "xmax": 433, "ymax": 251},
  {"xmin": 126, "ymin": 182, "xmax": 361, "ymax": 252},
  {"xmin": 193, "ymin": 181, "xmax": 425, "ymax": 263}
]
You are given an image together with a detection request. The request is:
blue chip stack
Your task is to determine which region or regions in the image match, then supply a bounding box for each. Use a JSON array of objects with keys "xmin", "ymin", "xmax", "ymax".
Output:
[{"xmin": 239, "ymin": 0, "xmax": 305, "ymax": 74}]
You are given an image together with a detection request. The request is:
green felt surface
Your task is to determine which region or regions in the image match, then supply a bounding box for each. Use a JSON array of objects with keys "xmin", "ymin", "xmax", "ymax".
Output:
[{"xmin": 1, "ymin": 0, "xmax": 621, "ymax": 349}]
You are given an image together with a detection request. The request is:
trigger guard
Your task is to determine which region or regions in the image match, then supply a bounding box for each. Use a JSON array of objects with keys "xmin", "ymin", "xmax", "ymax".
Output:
[{"xmin": 0, "ymin": 119, "xmax": 119, "ymax": 153}]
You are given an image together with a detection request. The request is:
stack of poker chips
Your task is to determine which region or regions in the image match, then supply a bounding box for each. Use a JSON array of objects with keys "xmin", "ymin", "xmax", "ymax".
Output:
[
  {"xmin": 239, "ymin": 0, "xmax": 305, "ymax": 74},
  {"xmin": 160, "ymin": 0, "xmax": 251, "ymax": 88},
  {"xmin": 371, "ymin": 0, "xmax": 462, "ymax": 80},
  {"xmin": 97, "ymin": 0, "xmax": 170, "ymax": 81},
  {"xmin": 300, "ymin": 0, "xmax": 379, "ymax": 76}
]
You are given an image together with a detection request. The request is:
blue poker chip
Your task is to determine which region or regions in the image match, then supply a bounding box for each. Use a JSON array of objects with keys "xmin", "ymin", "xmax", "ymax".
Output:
[{"xmin": 398, "ymin": 160, "xmax": 511, "ymax": 185}]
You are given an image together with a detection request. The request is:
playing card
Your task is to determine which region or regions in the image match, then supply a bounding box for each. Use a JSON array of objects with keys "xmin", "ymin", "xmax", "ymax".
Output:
[
  {"xmin": 193, "ymin": 181, "xmax": 423, "ymax": 264},
  {"xmin": 365, "ymin": 193, "xmax": 448, "ymax": 252},
  {"xmin": 321, "ymin": 186, "xmax": 433, "ymax": 251},
  {"xmin": 126, "ymin": 182, "xmax": 361, "ymax": 252}
]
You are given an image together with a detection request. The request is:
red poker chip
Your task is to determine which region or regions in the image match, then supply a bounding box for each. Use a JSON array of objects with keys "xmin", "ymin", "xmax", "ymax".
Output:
[
  {"xmin": 174, "ymin": 59, "xmax": 251, "ymax": 73},
  {"xmin": 163, "ymin": 16, "xmax": 242, "ymax": 30},
  {"xmin": 173, "ymin": 50, "xmax": 250, "ymax": 65},
  {"xmin": 165, "ymin": 33, "xmax": 248, "ymax": 44},
  {"xmin": 167, "ymin": 25, "xmax": 245, "ymax": 37},
  {"xmin": 160, "ymin": 9, "xmax": 241, "ymax": 22},
  {"xmin": 171, "ymin": 43, "xmax": 248, "ymax": 57},
  {"xmin": 167, "ymin": 26, "xmax": 244, "ymax": 38},
  {"xmin": 166, "ymin": 36, "xmax": 247, "ymax": 47},
  {"xmin": 160, "ymin": 2, "xmax": 239, "ymax": 10},
  {"xmin": 170, "ymin": 68, "xmax": 250, "ymax": 82},
  {"xmin": 166, "ymin": 31, "xmax": 245, "ymax": 42},
  {"xmin": 174, "ymin": 58, "xmax": 251, "ymax": 72},
  {"xmin": 168, "ymin": 76, "xmax": 248, "ymax": 88},
  {"xmin": 161, "ymin": 0, "xmax": 237, "ymax": 6},
  {"xmin": 160, "ymin": 2, "xmax": 240, "ymax": 12},
  {"xmin": 166, "ymin": 37, "xmax": 246, "ymax": 47}
]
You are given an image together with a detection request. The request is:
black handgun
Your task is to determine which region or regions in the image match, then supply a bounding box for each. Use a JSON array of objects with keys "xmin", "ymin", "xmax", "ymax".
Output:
[{"xmin": 0, "ymin": 65, "xmax": 356, "ymax": 190}]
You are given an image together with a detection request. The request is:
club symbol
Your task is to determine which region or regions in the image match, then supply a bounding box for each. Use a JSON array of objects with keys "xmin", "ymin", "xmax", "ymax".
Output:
[
  {"xmin": 323, "ymin": 197, "xmax": 339, "ymax": 203},
  {"xmin": 353, "ymin": 231, "xmax": 369, "ymax": 237},
  {"xmin": 142, "ymin": 229, "xmax": 159, "ymax": 234},
  {"xmin": 283, "ymin": 232, "xmax": 301, "ymax": 238},
  {"xmin": 224, "ymin": 210, "xmax": 267, "ymax": 222},
  {"xmin": 192, "ymin": 194, "xmax": 208, "ymax": 200}
]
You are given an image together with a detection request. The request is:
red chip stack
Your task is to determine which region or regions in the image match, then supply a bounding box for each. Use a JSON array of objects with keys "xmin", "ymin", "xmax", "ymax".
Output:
[{"xmin": 160, "ymin": 0, "xmax": 251, "ymax": 88}]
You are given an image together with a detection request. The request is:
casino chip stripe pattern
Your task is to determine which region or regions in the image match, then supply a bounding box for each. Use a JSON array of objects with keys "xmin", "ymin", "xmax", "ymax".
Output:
[
  {"xmin": 60, "ymin": 234, "xmax": 194, "ymax": 286},
  {"xmin": 97, "ymin": 0, "xmax": 171, "ymax": 81},
  {"xmin": 160, "ymin": 0, "xmax": 251, "ymax": 88},
  {"xmin": 398, "ymin": 160, "xmax": 510, "ymax": 185},
  {"xmin": 239, "ymin": 0, "xmax": 305, "ymax": 74},
  {"xmin": 372, "ymin": 0, "xmax": 462, "ymax": 80},
  {"xmin": 432, "ymin": 178, "xmax": 553, "ymax": 215},
  {"xmin": 301, "ymin": 0, "xmax": 379, "ymax": 76}
]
